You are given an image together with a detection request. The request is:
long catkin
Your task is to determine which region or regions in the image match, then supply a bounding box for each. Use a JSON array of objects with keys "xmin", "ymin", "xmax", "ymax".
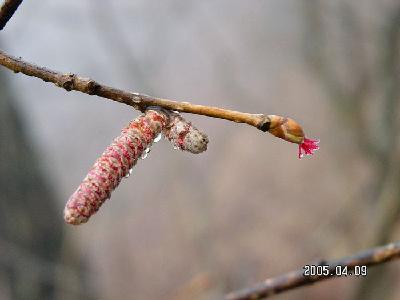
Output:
[{"xmin": 64, "ymin": 110, "xmax": 168, "ymax": 225}]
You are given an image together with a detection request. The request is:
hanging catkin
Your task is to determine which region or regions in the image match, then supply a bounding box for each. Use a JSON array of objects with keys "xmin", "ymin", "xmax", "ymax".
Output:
[
  {"xmin": 64, "ymin": 109, "xmax": 168, "ymax": 225},
  {"xmin": 163, "ymin": 112, "xmax": 209, "ymax": 154}
]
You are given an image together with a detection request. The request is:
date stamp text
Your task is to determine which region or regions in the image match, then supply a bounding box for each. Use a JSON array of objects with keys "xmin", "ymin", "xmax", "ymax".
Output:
[{"xmin": 303, "ymin": 265, "xmax": 368, "ymax": 277}]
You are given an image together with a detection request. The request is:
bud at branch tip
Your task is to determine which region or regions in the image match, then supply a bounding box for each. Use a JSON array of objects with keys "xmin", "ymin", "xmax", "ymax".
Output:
[{"xmin": 267, "ymin": 115, "xmax": 319, "ymax": 159}]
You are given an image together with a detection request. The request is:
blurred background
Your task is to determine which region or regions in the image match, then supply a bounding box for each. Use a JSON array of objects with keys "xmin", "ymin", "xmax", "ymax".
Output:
[{"xmin": 0, "ymin": 0, "xmax": 399, "ymax": 299}]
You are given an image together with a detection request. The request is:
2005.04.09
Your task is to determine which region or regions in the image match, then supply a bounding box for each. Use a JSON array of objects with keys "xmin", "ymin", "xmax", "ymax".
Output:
[{"xmin": 303, "ymin": 265, "xmax": 368, "ymax": 277}]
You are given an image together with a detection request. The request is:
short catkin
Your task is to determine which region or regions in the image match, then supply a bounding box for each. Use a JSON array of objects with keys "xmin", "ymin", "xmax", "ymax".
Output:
[
  {"xmin": 64, "ymin": 110, "xmax": 168, "ymax": 225},
  {"xmin": 163, "ymin": 112, "xmax": 209, "ymax": 154}
]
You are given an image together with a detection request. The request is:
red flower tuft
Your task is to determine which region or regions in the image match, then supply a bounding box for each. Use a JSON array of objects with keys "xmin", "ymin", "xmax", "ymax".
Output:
[{"xmin": 298, "ymin": 138, "xmax": 319, "ymax": 159}]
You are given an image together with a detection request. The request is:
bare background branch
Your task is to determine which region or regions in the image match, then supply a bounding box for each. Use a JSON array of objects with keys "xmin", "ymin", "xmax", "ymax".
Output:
[
  {"xmin": 226, "ymin": 241, "xmax": 400, "ymax": 300},
  {"xmin": 0, "ymin": 0, "xmax": 22, "ymax": 30}
]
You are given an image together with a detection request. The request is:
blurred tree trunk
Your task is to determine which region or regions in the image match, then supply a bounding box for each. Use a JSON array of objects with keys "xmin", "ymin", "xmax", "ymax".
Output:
[
  {"xmin": 0, "ymin": 64, "xmax": 68, "ymax": 298},
  {"xmin": 301, "ymin": 1, "xmax": 400, "ymax": 299}
]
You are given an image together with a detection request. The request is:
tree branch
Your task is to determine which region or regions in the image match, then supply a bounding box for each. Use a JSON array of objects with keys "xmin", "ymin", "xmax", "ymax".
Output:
[
  {"xmin": 0, "ymin": 0, "xmax": 23, "ymax": 30},
  {"xmin": 0, "ymin": 49, "xmax": 272, "ymax": 131},
  {"xmin": 225, "ymin": 241, "xmax": 400, "ymax": 300}
]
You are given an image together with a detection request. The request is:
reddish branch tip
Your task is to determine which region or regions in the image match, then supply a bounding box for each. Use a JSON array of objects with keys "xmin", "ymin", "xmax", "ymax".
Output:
[
  {"xmin": 267, "ymin": 115, "xmax": 304, "ymax": 144},
  {"xmin": 266, "ymin": 115, "xmax": 319, "ymax": 159},
  {"xmin": 298, "ymin": 138, "xmax": 319, "ymax": 159}
]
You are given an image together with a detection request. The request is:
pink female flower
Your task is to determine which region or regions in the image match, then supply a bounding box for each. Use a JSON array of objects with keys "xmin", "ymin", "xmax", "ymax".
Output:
[
  {"xmin": 298, "ymin": 138, "xmax": 320, "ymax": 159},
  {"xmin": 64, "ymin": 109, "xmax": 169, "ymax": 225},
  {"xmin": 267, "ymin": 115, "xmax": 319, "ymax": 159}
]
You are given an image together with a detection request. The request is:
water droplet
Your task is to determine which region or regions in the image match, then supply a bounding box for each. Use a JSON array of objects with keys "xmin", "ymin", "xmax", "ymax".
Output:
[
  {"xmin": 141, "ymin": 147, "xmax": 151, "ymax": 159},
  {"xmin": 173, "ymin": 145, "xmax": 179, "ymax": 150},
  {"xmin": 154, "ymin": 133, "xmax": 162, "ymax": 143},
  {"xmin": 125, "ymin": 168, "xmax": 133, "ymax": 178}
]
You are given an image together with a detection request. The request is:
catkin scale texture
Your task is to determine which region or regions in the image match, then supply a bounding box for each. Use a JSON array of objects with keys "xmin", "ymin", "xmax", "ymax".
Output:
[
  {"xmin": 64, "ymin": 110, "xmax": 168, "ymax": 225},
  {"xmin": 163, "ymin": 113, "xmax": 209, "ymax": 154}
]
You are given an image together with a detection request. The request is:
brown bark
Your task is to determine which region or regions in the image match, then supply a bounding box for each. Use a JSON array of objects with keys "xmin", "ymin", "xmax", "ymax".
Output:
[{"xmin": 0, "ymin": 0, "xmax": 23, "ymax": 30}]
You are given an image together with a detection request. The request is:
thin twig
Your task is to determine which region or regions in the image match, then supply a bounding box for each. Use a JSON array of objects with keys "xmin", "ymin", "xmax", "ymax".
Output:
[
  {"xmin": 0, "ymin": 49, "xmax": 271, "ymax": 131},
  {"xmin": 0, "ymin": 0, "xmax": 23, "ymax": 30},
  {"xmin": 225, "ymin": 241, "xmax": 400, "ymax": 300}
]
